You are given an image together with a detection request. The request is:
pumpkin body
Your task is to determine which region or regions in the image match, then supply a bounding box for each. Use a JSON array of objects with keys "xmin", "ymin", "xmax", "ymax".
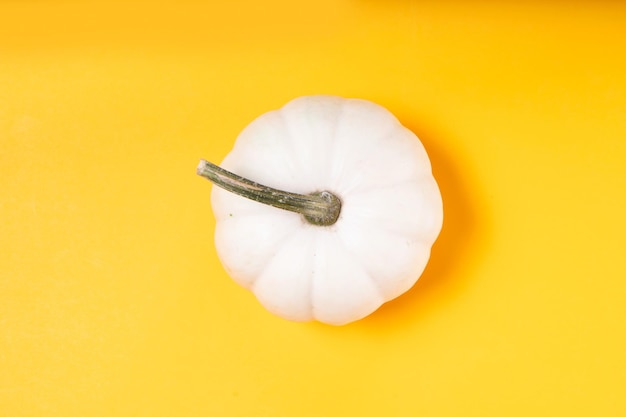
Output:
[{"xmin": 211, "ymin": 96, "xmax": 443, "ymax": 325}]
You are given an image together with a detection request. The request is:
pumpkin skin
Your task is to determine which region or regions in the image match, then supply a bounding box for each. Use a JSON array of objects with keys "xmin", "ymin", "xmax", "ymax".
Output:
[{"xmin": 210, "ymin": 95, "xmax": 443, "ymax": 325}]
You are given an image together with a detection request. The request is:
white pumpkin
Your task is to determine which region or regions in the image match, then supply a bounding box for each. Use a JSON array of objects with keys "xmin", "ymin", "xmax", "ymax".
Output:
[{"xmin": 198, "ymin": 95, "xmax": 443, "ymax": 325}]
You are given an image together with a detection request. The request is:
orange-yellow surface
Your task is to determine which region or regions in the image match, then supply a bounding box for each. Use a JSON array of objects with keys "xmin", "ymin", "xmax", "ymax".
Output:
[{"xmin": 2, "ymin": 1, "xmax": 625, "ymax": 416}]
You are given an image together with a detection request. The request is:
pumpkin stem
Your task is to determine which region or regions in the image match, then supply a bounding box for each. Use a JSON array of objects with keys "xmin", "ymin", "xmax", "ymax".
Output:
[{"xmin": 197, "ymin": 159, "xmax": 341, "ymax": 226}]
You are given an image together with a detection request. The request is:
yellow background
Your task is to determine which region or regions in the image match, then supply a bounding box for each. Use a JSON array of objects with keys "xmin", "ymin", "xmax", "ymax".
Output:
[{"xmin": 1, "ymin": 1, "xmax": 625, "ymax": 415}]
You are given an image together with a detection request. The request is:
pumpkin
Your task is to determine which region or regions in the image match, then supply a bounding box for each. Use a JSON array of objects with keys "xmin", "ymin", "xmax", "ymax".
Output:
[{"xmin": 198, "ymin": 95, "xmax": 443, "ymax": 325}]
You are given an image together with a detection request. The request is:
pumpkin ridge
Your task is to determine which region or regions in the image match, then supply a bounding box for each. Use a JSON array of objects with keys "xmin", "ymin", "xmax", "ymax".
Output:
[
  {"xmin": 276, "ymin": 108, "xmax": 303, "ymax": 186},
  {"xmin": 309, "ymin": 229, "xmax": 322, "ymax": 321},
  {"xmin": 246, "ymin": 221, "xmax": 305, "ymax": 291},
  {"xmin": 343, "ymin": 182, "xmax": 442, "ymax": 244},
  {"xmin": 250, "ymin": 229, "xmax": 315, "ymax": 320},
  {"xmin": 329, "ymin": 106, "xmax": 400, "ymax": 186},
  {"xmin": 341, "ymin": 178, "xmax": 423, "ymax": 198},
  {"xmin": 214, "ymin": 211, "xmax": 302, "ymax": 289},
  {"xmin": 364, "ymin": 212, "xmax": 436, "ymax": 245},
  {"xmin": 334, "ymin": 232, "xmax": 387, "ymax": 302},
  {"xmin": 325, "ymin": 98, "xmax": 345, "ymax": 189},
  {"xmin": 235, "ymin": 111, "xmax": 299, "ymax": 186}
]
